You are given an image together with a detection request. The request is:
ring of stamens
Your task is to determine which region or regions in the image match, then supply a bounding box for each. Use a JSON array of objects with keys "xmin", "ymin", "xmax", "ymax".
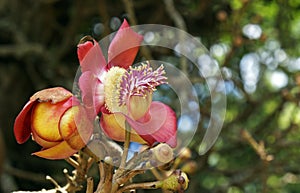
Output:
[{"xmin": 104, "ymin": 62, "xmax": 168, "ymax": 113}]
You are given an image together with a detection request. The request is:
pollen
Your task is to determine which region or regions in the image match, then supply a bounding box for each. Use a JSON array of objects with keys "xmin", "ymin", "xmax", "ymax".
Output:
[{"xmin": 104, "ymin": 66, "xmax": 127, "ymax": 113}]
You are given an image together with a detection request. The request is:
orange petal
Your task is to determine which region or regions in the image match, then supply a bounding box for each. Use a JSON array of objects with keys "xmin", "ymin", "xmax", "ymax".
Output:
[
  {"xmin": 31, "ymin": 99, "xmax": 72, "ymax": 142},
  {"xmin": 100, "ymin": 108, "xmax": 146, "ymax": 144},
  {"xmin": 59, "ymin": 106, "xmax": 93, "ymax": 150},
  {"xmin": 32, "ymin": 130, "xmax": 61, "ymax": 148},
  {"xmin": 33, "ymin": 141, "xmax": 77, "ymax": 159}
]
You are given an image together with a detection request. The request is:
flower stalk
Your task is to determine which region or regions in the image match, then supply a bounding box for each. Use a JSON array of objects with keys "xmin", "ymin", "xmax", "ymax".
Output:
[{"xmin": 119, "ymin": 121, "xmax": 131, "ymax": 169}]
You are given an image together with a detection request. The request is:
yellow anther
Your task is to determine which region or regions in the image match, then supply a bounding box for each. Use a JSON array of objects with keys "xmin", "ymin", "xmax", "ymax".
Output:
[{"xmin": 104, "ymin": 67, "xmax": 127, "ymax": 113}]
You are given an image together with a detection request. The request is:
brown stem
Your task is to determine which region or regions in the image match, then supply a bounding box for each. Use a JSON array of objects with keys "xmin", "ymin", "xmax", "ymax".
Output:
[
  {"xmin": 65, "ymin": 157, "xmax": 80, "ymax": 169},
  {"xmin": 163, "ymin": 0, "xmax": 187, "ymax": 69},
  {"xmin": 86, "ymin": 177, "xmax": 94, "ymax": 193},
  {"xmin": 116, "ymin": 181, "xmax": 161, "ymax": 193},
  {"xmin": 122, "ymin": 0, "xmax": 137, "ymax": 25},
  {"xmin": 121, "ymin": 0, "xmax": 152, "ymax": 60},
  {"xmin": 97, "ymin": 157, "xmax": 114, "ymax": 193},
  {"xmin": 241, "ymin": 129, "xmax": 274, "ymax": 162},
  {"xmin": 97, "ymin": 161, "xmax": 105, "ymax": 190}
]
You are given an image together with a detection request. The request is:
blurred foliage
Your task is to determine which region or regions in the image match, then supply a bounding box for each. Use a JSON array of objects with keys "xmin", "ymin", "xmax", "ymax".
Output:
[{"xmin": 1, "ymin": 0, "xmax": 300, "ymax": 192}]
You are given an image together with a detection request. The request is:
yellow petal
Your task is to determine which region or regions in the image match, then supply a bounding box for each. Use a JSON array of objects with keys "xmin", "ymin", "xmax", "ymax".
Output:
[
  {"xmin": 59, "ymin": 106, "xmax": 93, "ymax": 150},
  {"xmin": 32, "ymin": 130, "xmax": 61, "ymax": 148},
  {"xmin": 101, "ymin": 111, "xmax": 146, "ymax": 144},
  {"xmin": 128, "ymin": 92, "xmax": 152, "ymax": 120},
  {"xmin": 32, "ymin": 101, "xmax": 70, "ymax": 142},
  {"xmin": 33, "ymin": 141, "xmax": 77, "ymax": 159}
]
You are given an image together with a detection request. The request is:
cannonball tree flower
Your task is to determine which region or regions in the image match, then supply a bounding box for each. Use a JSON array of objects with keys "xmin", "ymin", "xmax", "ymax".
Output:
[
  {"xmin": 77, "ymin": 19, "xmax": 177, "ymax": 147},
  {"xmin": 13, "ymin": 87, "xmax": 93, "ymax": 159}
]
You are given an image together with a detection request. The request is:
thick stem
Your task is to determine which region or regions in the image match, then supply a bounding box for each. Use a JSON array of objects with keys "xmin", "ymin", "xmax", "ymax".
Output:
[
  {"xmin": 119, "ymin": 121, "xmax": 131, "ymax": 169},
  {"xmin": 86, "ymin": 177, "xmax": 94, "ymax": 193},
  {"xmin": 111, "ymin": 122, "xmax": 131, "ymax": 193},
  {"xmin": 115, "ymin": 181, "xmax": 162, "ymax": 193},
  {"xmin": 98, "ymin": 157, "xmax": 114, "ymax": 193}
]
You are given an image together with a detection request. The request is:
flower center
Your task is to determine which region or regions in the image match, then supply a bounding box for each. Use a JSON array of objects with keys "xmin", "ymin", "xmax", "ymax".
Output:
[
  {"xmin": 104, "ymin": 66, "xmax": 127, "ymax": 113},
  {"xmin": 119, "ymin": 63, "xmax": 167, "ymax": 106},
  {"xmin": 104, "ymin": 62, "xmax": 168, "ymax": 117}
]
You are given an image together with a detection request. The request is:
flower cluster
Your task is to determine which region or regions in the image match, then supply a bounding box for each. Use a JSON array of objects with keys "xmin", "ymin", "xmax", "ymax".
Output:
[{"xmin": 13, "ymin": 19, "xmax": 177, "ymax": 160}]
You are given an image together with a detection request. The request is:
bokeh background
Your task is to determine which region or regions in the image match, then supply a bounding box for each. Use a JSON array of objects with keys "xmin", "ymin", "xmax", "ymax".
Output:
[{"xmin": 1, "ymin": 0, "xmax": 300, "ymax": 192}]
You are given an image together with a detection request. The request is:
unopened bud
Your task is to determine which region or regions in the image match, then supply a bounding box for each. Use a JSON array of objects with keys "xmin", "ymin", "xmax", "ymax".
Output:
[
  {"xmin": 161, "ymin": 170, "xmax": 189, "ymax": 192},
  {"xmin": 152, "ymin": 143, "xmax": 173, "ymax": 165},
  {"xmin": 104, "ymin": 156, "xmax": 113, "ymax": 165}
]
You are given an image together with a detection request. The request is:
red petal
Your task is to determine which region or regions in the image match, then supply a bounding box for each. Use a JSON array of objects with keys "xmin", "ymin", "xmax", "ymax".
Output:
[
  {"xmin": 77, "ymin": 38, "xmax": 106, "ymax": 75},
  {"xmin": 77, "ymin": 40, "xmax": 94, "ymax": 62},
  {"xmin": 108, "ymin": 19, "xmax": 143, "ymax": 69},
  {"xmin": 14, "ymin": 100, "xmax": 36, "ymax": 144},
  {"xmin": 125, "ymin": 102, "xmax": 177, "ymax": 147}
]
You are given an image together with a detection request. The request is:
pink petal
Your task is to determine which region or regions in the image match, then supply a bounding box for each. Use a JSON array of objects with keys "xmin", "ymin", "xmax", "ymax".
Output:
[
  {"xmin": 125, "ymin": 102, "xmax": 177, "ymax": 147},
  {"xmin": 79, "ymin": 72, "xmax": 104, "ymax": 117},
  {"xmin": 77, "ymin": 38, "xmax": 106, "ymax": 75},
  {"xmin": 14, "ymin": 100, "xmax": 36, "ymax": 144},
  {"xmin": 108, "ymin": 19, "xmax": 143, "ymax": 69}
]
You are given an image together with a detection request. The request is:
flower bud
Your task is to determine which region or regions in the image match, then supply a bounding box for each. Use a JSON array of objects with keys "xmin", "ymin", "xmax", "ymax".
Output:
[
  {"xmin": 152, "ymin": 143, "xmax": 174, "ymax": 165},
  {"xmin": 161, "ymin": 170, "xmax": 189, "ymax": 192},
  {"xmin": 14, "ymin": 87, "xmax": 93, "ymax": 159}
]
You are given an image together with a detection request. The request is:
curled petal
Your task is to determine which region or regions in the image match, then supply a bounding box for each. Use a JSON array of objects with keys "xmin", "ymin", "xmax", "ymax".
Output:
[
  {"xmin": 77, "ymin": 37, "xmax": 106, "ymax": 75},
  {"xmin": 100, "ymin": 107, "xmax": 146, "ymax": 144},
  {"xmin": 108, "ymin": 19, "xmax": 143, "ymax": 69},
  {"xmin": 77, "ymin": 36, "xmax": 94, "ymax": 62},
  {"xmin": 125, "ymin": 102, "xmax": 177, "ymax": 148},
  {"xmin": 32, "ymin": 130, "xmax": 60, "ymax": 148},
  {"xmin": 33, "ymin": 141, "xmax": 77, "ymax": 160},
  {"xmin": 30, "ymin": 87, "xmax": 73, "ymax": 104},
  {"xmin": 14, "ymin": 101, "xmax": 36, "ymax": 144},
  {"xmin": 59, "ymin": 106, "xmax": 93, "ymax": 150},
  {"xmin": 31, "ymin": 98, "xmax": 72, "ymax": 142}
]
